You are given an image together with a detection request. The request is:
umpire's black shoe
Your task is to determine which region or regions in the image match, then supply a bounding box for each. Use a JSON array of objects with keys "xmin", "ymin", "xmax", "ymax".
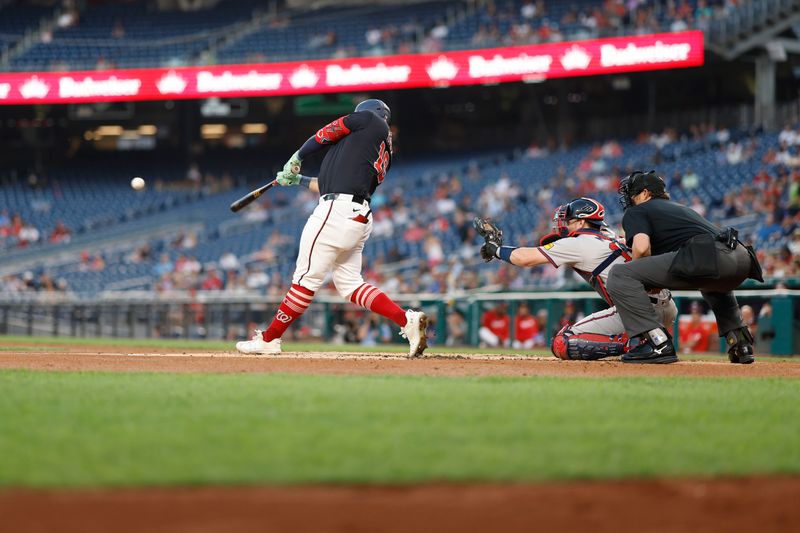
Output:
[
  {"xmin": 621, "ymin": 328, "xmax": 678, "ymax": 364},
  {"xmin": 726, "ymin": 327, "xmax": 755, "ymax": 364}
]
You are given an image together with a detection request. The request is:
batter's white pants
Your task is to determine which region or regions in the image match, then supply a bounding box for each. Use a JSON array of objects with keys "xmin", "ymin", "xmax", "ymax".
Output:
[
  {"xmin": 570, "ymin": 290, "xmax": 677, "ymax": 336},
  {"xmin": 292, "ymin": 195, "xmax": 372, "ymax": 299}
]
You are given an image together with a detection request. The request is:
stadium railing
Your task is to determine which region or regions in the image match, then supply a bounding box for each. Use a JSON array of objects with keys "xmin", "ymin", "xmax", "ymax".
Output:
[{"xmin": 1, "ymin": 289, "xmax": 797, "ymax": 356}]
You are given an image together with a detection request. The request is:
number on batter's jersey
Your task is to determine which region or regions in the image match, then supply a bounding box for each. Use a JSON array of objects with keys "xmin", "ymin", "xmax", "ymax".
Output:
[{"xmin": 373, "ymin": 140, "xmax": 390, "ymax": 183}]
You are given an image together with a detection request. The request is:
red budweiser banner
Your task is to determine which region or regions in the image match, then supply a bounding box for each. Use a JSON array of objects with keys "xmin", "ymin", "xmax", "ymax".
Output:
[{"xmin": 0, "ymin": 31, "xmax": 703, "ymax": 105}]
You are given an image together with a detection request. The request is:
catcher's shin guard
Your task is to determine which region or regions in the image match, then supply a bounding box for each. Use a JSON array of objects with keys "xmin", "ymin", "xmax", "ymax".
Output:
[{"xmin": 551, "ymin": 325, "xmax": 628, "ymax": 361}]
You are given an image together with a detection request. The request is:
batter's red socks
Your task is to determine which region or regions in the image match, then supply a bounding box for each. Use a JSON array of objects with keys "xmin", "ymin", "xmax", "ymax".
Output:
[
  {"xmin": 350, "ymin": 283, "xmax": 407, "ymax": 327},
  {"xmin": 263, "ymin": 284, "xmax": 314, "ymax": 342}
]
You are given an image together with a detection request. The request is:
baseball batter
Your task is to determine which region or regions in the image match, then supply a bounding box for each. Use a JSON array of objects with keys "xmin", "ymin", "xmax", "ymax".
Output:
[
  {"xmin": 236, "ymin": 99, "xmax": 428, "ymax": 356},
  {"xmin": 475, "ymin": 197, "xmax": 677, "ymax": 360}
]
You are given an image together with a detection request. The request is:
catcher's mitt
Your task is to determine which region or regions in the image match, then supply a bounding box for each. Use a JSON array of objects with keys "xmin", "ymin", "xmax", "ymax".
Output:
[{"xmin": 473, "ymin": 217, "xmax": 503, "ymax": 262}]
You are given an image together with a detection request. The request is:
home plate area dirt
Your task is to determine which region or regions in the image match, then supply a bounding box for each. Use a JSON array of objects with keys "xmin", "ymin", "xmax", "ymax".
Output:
[
  {"xmin": 2, "ymin": 347, "xmax": 800, "ymax": 378},
  {"xmin": 1, "ymin": 347, "xmax": 799, "ymax": 532}
]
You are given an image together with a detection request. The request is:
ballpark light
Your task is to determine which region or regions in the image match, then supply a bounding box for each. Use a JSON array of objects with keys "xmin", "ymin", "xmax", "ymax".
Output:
[{"xmin": 242, "ymin": 123, "xmax": 268, "ymax": 134}]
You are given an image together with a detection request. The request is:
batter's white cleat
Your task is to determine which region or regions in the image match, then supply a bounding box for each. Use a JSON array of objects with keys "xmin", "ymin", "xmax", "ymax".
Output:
[
  {"xmin": 236, "ymin": 330, "xmax": 282, "ymax": 355},
  {"xmin": 400, "ymin": 310, "xmax": 428, "ymax": 357}
]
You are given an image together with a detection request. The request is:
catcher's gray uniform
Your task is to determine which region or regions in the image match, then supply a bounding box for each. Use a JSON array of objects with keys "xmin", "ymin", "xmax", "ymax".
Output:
[{"xmin": 538, "ymin": 228, "xmax": 677, "ymax": 356}]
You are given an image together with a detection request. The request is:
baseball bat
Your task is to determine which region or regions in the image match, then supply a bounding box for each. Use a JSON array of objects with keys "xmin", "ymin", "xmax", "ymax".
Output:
[{"xmin": 230, "ymin": 179, "xmax": 278, "ymax": 212}]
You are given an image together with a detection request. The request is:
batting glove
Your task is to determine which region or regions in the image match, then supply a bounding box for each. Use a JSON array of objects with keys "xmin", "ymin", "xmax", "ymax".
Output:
[
  {"xmin": 276, "ymin": 170, "xmax": 301, "ymax": 186},
  {"xmin": 480, "ymin": 241, "xmax": 500, "ymax": 262},
  {"xmin": 282, "ymin": 150, "xmax": 302, "ymax": 175}
]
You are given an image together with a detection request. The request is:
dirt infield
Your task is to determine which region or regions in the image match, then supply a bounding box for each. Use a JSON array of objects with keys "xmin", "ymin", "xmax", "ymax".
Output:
[
  {"xmin": 2, "ymin": 477, "xmax": 800, "ymax": 533},
  {"xmin": 2, "ymin": 345, "xmax": 799, "ymax": 532},
  {"xmin": 1, "ymin": 347, "xmax": 799, "ymax": 378}
]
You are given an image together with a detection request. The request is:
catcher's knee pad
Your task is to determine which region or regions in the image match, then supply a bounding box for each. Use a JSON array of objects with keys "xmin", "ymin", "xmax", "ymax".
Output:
[{"xmin": 551, "ymin": 325, "xmax": 628, "ymax": 361}]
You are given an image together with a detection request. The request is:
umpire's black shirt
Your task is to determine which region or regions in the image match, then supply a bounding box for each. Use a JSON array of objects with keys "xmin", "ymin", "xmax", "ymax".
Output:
[{"xmin": 622, "ymin": 198, "xmax": 720, "ymax": 256}]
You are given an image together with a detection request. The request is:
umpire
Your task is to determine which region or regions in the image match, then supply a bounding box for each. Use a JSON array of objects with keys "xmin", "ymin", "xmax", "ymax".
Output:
[{"xmin": 606, "ymin": 171, "xmax": 763, "ymax": 364}]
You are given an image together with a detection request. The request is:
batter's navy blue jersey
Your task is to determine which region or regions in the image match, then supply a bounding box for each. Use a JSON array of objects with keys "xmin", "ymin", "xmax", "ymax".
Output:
[{"xmin": 314, "ymin": 110, "xmax": 392, "ymax": 201}]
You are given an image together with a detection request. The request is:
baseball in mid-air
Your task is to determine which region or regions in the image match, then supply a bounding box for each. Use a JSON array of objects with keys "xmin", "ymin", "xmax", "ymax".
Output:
[{"xmin": 131, "ymin": 177, "xmax": 145, "ymax": 190}]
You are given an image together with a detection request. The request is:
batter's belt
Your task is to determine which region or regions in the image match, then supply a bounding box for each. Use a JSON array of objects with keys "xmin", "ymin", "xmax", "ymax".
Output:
[{"xmin": 321, "ymin": 193, "xmax": 370, "ymax": 205}]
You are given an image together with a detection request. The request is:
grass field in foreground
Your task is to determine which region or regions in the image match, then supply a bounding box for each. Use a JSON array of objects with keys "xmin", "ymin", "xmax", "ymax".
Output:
[{"xmin": 1, "ymin": 370, "xmax": 798, "ymax": 488}]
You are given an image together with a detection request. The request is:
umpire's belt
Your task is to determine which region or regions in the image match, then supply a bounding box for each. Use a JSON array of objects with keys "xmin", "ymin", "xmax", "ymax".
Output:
[{"xmin": 322, "ymin": 193, "xmax": 370, "ymax": 206}]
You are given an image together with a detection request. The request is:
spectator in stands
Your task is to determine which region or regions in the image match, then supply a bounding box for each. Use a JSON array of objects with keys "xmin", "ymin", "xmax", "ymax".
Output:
[
  {"xmin": 128, "ymin": 243, "xmax": 151, "ymax": 263},
  {"xmin": 757, "ymin": 302, "xmax": 776, "ymax": 348},
  {"xmin": 512, "ymin": 302, "xmax": 540, "ymax": 350},
  {"xmin": 49, "ymin": 221, "xmax": 71, "ymax": 244},
  {"xmin": 689, "ymin": 196, "xmax": 706, "ymax": 217},
  {"xmin": 1, "ymin": 274, "xmax": 22, "ymax": 293},
  {"xmin": 479, "ymin": 302, "xmax": 510, "ymax": 348},
  {"xmin": 154, "ymin": 253, "xmax": 174, "ymax": 277},
  {"xmin": 57, "ymin": 0, "xmax": 79, "ymax": 29},
  {"xmin": 219, "ymin": 251, "xmax": 240, "ymax": 271},
  {"xmin": 779, "ymin": 123, "xmax": 798, "ymax": 146},
  {"xmin": 788, "ymin": 171, "xmax": 800, "ymax": 208},
  {"xmin": 681, "ymin": 168, "xmax": 700, "ymax": 190},
  {"xmin": 17, "ymin": 223, "xmax": 40, "ymax": 248},
  {"xmin": 429, "ymin": 19, "xmax": 449, "ymax": 40},
  {"xmin": 90, "ymin": 254, "xmax": 106, "ymax": 272},
  {"xmin": 757, "ymin": 213, "xmax": 782, "ymax": 243},
  {"xmin": 245, "ymin": 265, "xmax": 269, "ymax": 290},
  {"xmin": 740, "ymin": 304, "xmax": 757, "ymax": 342},
  {"xmin": 224, "ymin": 269, "xmax": 247, "ymax": 294},
  {"xmin": 358, "ymin": 316, "xmax": 392, "ymax": 346},
  {"xmin": 201, "ymin": 267, "xmax": 224, "ymax": 291},
  {"xmin": 187, "ymin": 163, "xmax": 202, "ymax": 187},
  {"xmin": 5, "ymin": 214, "xmax": 23, "ymax": 239},
  {"xmin": 372, "ymin": 209, "xmax": 394, "ymax": 238},
  {"xmin": 788, "ymin": 228, "xmax": 800, "ymax": 256},
  {"xmin": 679, "ymin": 301, "xmax": 713, "ymax": 354},
  {"xmin": 446, "ymin": 306, "xmax": 467, "ymax": 346},
  {"xmin": 424, "ymin": 234, "xmax": 445, "ymax": 267},
  {"xmin": 156, "ymin": 273, "xmax": 175, "ymax": 293},
  {"xmin": 557, "ymin": 300, "xmax": 583, "ymax": 333},
  {"xmin": 112, "ymin": 19, "xmax": 126, "ymax": 39}
]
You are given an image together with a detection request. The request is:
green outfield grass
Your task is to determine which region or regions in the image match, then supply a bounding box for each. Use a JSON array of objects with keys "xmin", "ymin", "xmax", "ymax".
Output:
[{"xmin": 1, "ymin": 369, "xmax": 798, "ymax": 488}]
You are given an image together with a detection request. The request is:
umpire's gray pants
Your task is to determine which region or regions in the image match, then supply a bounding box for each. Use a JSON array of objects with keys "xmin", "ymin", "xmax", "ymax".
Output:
[{"xmin": 606, "ymin": 243, "xmax": 752, "ymax": 338}]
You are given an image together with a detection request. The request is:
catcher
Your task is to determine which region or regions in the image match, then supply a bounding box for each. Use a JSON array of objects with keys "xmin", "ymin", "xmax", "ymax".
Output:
[{"xmin": 474, "ymin": 197, "xmax": 677, "ymax": 360}]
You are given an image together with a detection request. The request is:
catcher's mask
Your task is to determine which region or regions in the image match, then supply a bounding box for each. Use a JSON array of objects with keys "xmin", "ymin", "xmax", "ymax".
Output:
[
  {"xmin": 552, "ymin": 197, "xmax": 606, "ymax": 237},
  {"xmin": 355, "ymin": 98, "xmax": 391, "ymax": 122},
  {"xmin": 618, "ymin": 170, "xmax": 665, "ymax": 210}
]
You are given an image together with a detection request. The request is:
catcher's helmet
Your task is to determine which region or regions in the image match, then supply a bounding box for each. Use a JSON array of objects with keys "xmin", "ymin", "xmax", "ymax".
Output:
[
  {"xmin": 618, "ymin": 170, "xmax": 666, "ymax": 210},
  {"xmin": 355, "ymin": 98, "xmax": 391, "ymax": 122},
  {"xmin": 553, "ymin": 197, "xmax": 605, "ymax": 236}
]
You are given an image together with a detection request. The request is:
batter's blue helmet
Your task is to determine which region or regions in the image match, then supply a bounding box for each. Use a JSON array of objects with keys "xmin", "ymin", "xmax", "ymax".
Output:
[{"xmin": 355, "ymin": 98, "xmax": 391, "ymax": 122}]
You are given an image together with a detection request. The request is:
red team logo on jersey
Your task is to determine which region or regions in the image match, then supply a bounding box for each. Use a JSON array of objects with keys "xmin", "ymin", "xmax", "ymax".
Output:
[
  {"xmin": 373, "ymin": 141, "xmax": 390, "ymax": 183},
  {"xmin": 315, "ymin": 117, "xmax": 350, "ymax": 144}
]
